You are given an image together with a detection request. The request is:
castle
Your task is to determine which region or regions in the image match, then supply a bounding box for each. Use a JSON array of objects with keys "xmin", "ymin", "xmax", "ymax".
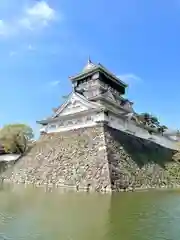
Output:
[
  {"xmin": 37, "ymin": 58, "xmax": 179, "ymax": 150},
  {"xmin": 2, "ymin": 59, "xmax": 180, "ymax": 191}
]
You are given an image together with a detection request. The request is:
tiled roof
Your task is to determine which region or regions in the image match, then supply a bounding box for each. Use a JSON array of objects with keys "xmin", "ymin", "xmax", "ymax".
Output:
[{"xmin": 82, "ymin": 57, "xmax": 97, "ymax": 72}]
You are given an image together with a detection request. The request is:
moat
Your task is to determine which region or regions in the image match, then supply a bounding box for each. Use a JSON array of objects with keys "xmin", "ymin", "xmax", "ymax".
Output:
[{"xmin": 0, "ymin": 185, "xmax": 180, "ymax": 240}]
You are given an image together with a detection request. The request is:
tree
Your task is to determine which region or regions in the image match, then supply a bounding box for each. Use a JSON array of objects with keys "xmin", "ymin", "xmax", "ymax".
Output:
[
  {"xmin": 0, "ymin": 124, "xmax": 34, "ymax": 140},
  {"xmin": 138, "ymin": 113, "xmax": 161, "ymax": 128},
  {"xmin": 137, "ymin": 113, "xmax": 169, "ymax": 135},
  {"xmin": 0, "ymin": 124, "xmax": 34, "ymax": 154},
  {"xmin": 158, "ymin": 125, "xmax": 168, "ymax": 134},
  {"xmin": 137, "ymin": 113, "xmax": 151, "ymax": 126},
  {"xmin": 150, "ymin": 115, "xmax": 160, "ymax": 128}
]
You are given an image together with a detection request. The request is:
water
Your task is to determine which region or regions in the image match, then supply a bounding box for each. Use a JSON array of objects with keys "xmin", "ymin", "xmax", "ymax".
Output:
[{"xmin": 0, "ymin": 185, "xmax": 180, "ymax": 240}]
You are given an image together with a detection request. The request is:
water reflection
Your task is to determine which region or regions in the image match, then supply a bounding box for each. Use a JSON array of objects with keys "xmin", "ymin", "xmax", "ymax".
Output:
[
  {"xmin": 0, "ymin": 185, "xmax": 180, "ymax": 239},
  {"xmin": 108, "ymin": 191, "xmax": 180, "ymax": 240}
]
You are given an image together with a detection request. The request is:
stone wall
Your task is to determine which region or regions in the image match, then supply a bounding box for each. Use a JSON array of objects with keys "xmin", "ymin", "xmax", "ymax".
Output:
[
  {"xmin": 104, "ymin": 125, "xmax": 180, "ymax": 190},
  {"xmin": 2, "ymin": 124, "xmax": 180, "ymax": 192},
  {"xmin": 2, "ymin": 126, "xmax": 111, "ymax": 192}
]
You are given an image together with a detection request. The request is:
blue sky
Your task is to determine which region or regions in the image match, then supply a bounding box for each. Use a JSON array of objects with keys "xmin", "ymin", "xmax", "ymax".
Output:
[{"xmin": 0, "ymin": 0, "xmax": 180, "ymax": 137}]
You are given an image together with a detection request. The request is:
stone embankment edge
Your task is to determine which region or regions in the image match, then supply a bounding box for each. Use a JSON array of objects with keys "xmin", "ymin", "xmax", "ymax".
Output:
[{"xmin": 2, "ymin": 179, "xmax": 180, "ymax": 194}]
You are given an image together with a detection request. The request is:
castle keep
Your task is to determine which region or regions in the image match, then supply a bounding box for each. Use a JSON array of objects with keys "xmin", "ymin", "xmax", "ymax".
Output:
[
  {"xmin": 37, "ymin": 58, "xmax": 178, "ymax": 150},
  {"xmin": 2, "ymin": 59, "xmax": 180, "ymax": 191}
]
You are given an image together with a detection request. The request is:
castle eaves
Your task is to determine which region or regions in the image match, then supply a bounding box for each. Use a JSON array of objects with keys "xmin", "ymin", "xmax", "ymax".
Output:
[{"xmin": 69, "ymin": 62, "xmax": 128, "ymax": 88}]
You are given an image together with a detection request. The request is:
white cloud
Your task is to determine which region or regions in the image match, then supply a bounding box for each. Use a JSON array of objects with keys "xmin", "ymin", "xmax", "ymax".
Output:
[
  {"xmin": 27, "ymin": 1, "xmax": 56, "ymax": 22},
  {"xmin": 19, "ymin": 1, "xmax": 57, "ymax": 30},
  {"xmin": 49, "ymin": 80, "xmax": 60, "ymax": 86},
  {"xmin": 40, "ymin": 80, "xmax": 61, "ymax": 94},
  {"xmin": 118, "ymin": 74, "xmax": 142, "ymax": 84},
  {"xmin": 27, "ymin": 44, "xmax": 35, "ymax": 51},
  {"xmin": 0, "ymin": 20, "xmax": 7, "ymax": 36},
  {"xmin": 0, "ymin": 1, "xmax": 58, "ymax": 37},
  {"xmin": 9, "ymin": 45, "xmax": 35, "ymax": 57},
  {"xmin": 9, "ymin": 51, "xmax": 17, "ymax": 57}
]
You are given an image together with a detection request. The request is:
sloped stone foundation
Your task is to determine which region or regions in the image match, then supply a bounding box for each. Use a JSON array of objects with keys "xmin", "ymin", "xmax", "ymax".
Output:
[
  {"xmin": 2, "ymin": 126, "xmax": 111, "ymax": 192},
  {"xmin": 104, "ymin": 125, "xmax": 180, "ymax": 190},
  {"xmin": 2, "ymin": 124, "xmax": 180, "ymax": 192}
]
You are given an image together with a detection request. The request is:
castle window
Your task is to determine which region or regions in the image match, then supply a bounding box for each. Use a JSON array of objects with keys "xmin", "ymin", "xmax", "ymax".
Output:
[
  {"xmin": 50, "ymin": 124, "xmax": 56, "ymax": 129},
  {"xmin": 86, "ymin": 116, "xmax": 92, "ymax": 121},
  {"xmin": 58, "ymin": 121, "xmax": 64, "ymax": 127},
  {"xmin": 67, "ymin": 120, "xmax": 73, "ymax": 125},
  {"xmin": 76, "ymin": 118, "xmax": 83, "ymax": 124}
]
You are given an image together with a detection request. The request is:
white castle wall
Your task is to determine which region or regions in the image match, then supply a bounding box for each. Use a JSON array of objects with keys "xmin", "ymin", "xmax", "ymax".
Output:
[
  {"xmin": 40, "ymin": 112, "xmax": 178, "ymax": 150},
  {"xmin": 108, "ymin": 113, "xmax": 178, "ymax": 150}
]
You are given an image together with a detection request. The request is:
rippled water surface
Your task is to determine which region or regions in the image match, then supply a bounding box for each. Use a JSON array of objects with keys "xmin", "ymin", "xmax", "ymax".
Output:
[{"xmin": 0, "ymin": 185, "xmax": 180, "ymax": 240}]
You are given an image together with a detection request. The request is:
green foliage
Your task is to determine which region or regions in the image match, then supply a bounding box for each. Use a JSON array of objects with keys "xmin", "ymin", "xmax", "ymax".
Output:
[
  {"xmin": 137, "ymin": 113, "xmax": 167, "ymax": 132},
  {"xmin": 0, "ymin": 124, "xmax": 34, "ymax": 154},
  {"xmin": 150, "ymin": 116, "xmax": 160, "ymax": 126},
  {"xmin": 0, "ymin": 124, "xmax": 34, "ymax": 140}
]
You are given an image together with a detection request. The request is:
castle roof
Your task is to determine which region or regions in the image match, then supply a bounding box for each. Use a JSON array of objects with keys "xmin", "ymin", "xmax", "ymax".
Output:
[
  {"xmin": 36, "ymin": 90, "xmax": 133, "ymax": 125},
  {"xmin": 69, "ymin": 58, "xmax": 128, "ymax": 89},
  {"xmin": 82, "ymin": 57, "xmax": 97, "ymax": 72}
]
